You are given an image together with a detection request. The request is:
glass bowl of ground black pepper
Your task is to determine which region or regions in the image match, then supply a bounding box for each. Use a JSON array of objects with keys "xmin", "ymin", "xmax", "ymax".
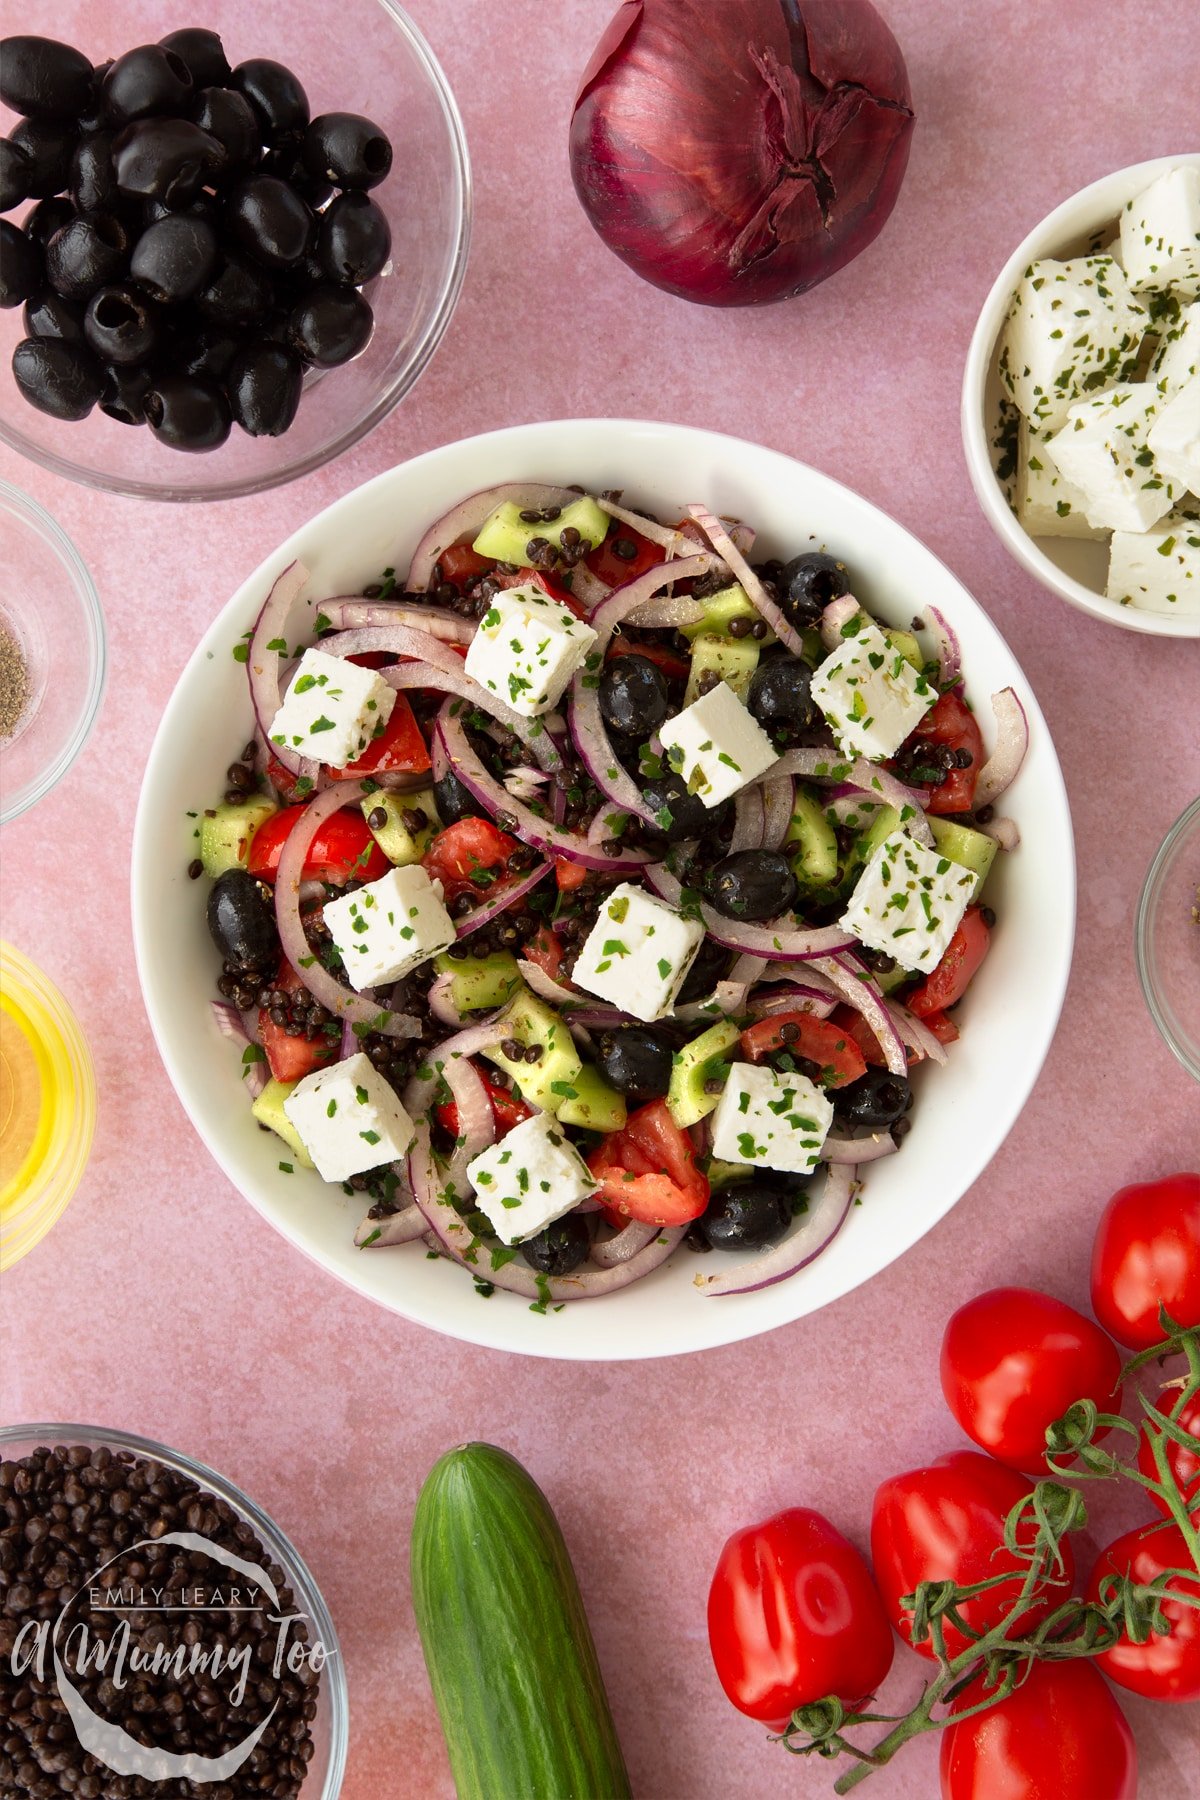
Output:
[
  {"xmin": 0, "ymin": 480, "xmax": 105, "ymax": 825},
  {"xmin": 1136, "ymin": 795, "xmax": 1200, "ymax": 1083},
  {"xmin": 0, "ymin": 1425, "xmax": 348, "ymax": 1798}
]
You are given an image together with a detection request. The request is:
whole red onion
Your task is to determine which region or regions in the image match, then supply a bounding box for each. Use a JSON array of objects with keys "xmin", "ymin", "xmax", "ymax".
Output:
[{"xmin": 569, "ymin": 0, "xmax": 916, "ymax": 307}]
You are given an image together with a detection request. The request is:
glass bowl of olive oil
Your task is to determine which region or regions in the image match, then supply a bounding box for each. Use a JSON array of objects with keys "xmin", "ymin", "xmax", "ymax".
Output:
[{"xmin": 0, "ymin": 943, "xmax": 97, "ymax": 1269}]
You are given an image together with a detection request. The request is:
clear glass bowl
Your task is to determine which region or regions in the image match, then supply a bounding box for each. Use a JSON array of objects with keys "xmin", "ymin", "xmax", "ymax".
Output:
[
  {"xmin": 0, "ymin": 481, "xmax": 106, "ymax": 823},
  {"xmin": 0, "ymin": 1, "xmax": 470, "ymax": 501},
  {"xmin": 1136, "ymin": 795, "xmax": 1200, "ymax": 1082},
  {"xmin": 0, "ymin": 1424, "xmax": 348, "ymax": 1796}
]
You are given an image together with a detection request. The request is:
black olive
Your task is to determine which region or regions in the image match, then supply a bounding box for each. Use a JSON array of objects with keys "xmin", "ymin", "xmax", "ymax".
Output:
[
  {"xmin": 833, "ymin": 1069, "xmax": 912, "ymax": 1130},
  {"xmin": 708, "ymin": 850, "xmax": 797, "ymax": 921},
  {"xmin": 113, "ymin": 118, "xmax": 224, "ymax": 206},
  {"xmin": 99, "ymin": 361, "xmax": 154, "ymax": 425},
  {"xmin": 23, "ymin": 196, "xmax": 73, "ymax": 254},
  {"xmin": 143, "ymin": 373, "xmax": 231, "ymax": 451},
  {"xmin": 206, "ymin": 870, "xmax": 279, "ymax": 970},
  {"xmin": 778, "ymin": 551, "xmax": 851, "ymax": 629},
  {"xmin": 83, "ymin": 283, "xmax": 159, "ymax": 366},
  {"xmin": 130, "ymin": 213, "xmax": 218, "ymax": 303},
  {"xmin": 227, "ymin": 176, "xmax": 315, "ymax": 271},
  {"xmin": 230, "ymin": 59, "xmax": 309, "ymax": 140},
  {"xmin": 103, "ymin": 45, "xmax": 193, "ymax": 125},
  {"xmin": 675, "ymin": 935, "xmax": 730, "ymax": 1005},
  {"xmin": 317, "ymin": 191, "xmax": 392, "ymax": 286},
  {"xmin": 747, "ymin": 655, "xmax": 817, "ymax": 728},
  {"xmin": 598, "ymin": 653, "xmax": 670, "ymax": 736},
  {"xmin": 302, "ymin": 112, "xmax": 393, "ymax": 190},
  {"xmin": 23, "ymin": 289, "xmax": 85, "ymax": 343},
  {"xmin": 0, "ymin": 35, "xmax": 94, "ymax": 120},
  {"xmin": 227, "ymin": 342, "xmax": 303, "ymax": 437},
  {"xmin": 0, "ymin": 138, "xmax": 34, "ymax": 212},
  {"xmin": 640, "ymin": 774, "xmax": 723, "ymax": 842},
  {"xmin": 691, "ymin": 1181, "xmax": 797, "ymax": 1251},
  {"xmin": 0, "ymin": 221, "xmax": 40, "ymax": 308},
  {"xmin": 170, "ymin": 320, "xmax": 241, "ymax": 382},
  {"xmin": 287, "ymin": 283, "xmax": 373, "ymax": 366},
  {"xmin": 432, "ymin": 767, "xmax": 484, "ymax": 825},
  {"xmin": 68, "ymin": 130, "xmax": 119, "ymax": 214},
  {"xmin": 259, "ymin": 129, "xmax": 332, "ymax": 207},
  {"xmin": 194, "ymin": 251, "xmax": 274, "ymax": 326},
  {"xmin": 519, "ymin": 1213, "xmax": 591, "ymax": 1277},
  {"xmin": 76, "ymin": 63, "xmax": 112, "ymax": 137},
  {"xmin": 596, "ymin": 1027, "xmax": 674, "ymax": 1100},
  {"xmin": 11, "ymin": 335, "xmax": 102, "ymax": 420},
  {"xmin": 9, "ymin": 117, "xmax": 75, "ymax": 199},
  {"xmin": 191, "ymin": 86, "xmax": 260, "ymax": 178},
  {"xmin": 44, "ymin": 213, "xmax": 129, "ymax": 300},
  {"xmin": 159, "ymin": 28, "xmax": 230, "ymax": 90}
]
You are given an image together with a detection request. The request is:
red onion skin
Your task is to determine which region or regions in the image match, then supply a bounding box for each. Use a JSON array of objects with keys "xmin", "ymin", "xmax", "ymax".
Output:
[{"xmin": 570, "ymin": 0, "xmax": 915, "ymax": 307}]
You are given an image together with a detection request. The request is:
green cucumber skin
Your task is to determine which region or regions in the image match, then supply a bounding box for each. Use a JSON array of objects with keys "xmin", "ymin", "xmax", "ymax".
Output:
[{"xmin": 411, "ymin": 1444, "xmax": 632, "ymax": 1800}]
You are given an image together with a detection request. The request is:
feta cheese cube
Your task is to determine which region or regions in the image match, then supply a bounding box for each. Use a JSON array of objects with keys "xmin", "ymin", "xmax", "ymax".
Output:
[
  {"xmin": 1014, "ymin": 419, "xmax": 1106, "ymax": 540},
  {"xmin": 997, "ymin": 256, "xmax": 1146, "ymax": 430},
  {"xmin": 710, "ymin": 1061, "xmax": 833, "ymax": 1177},
  {"xmin": 658, "ymin": 681, "xmax": 777, "ymax": 809},
  {"xmin": 840, "ymin": 830, "xmax": 976, "ymax": 975},
  {"xmin": 1043, "ymin": 384, "xmax": 1183, "ymax": 532},
  {"xmin": 1119, "ymin": 166, "xmax": 1200, "ymax": 298},
  {"xmin": 323, "ymin": 865, "xmax": 455, "ymax": 991},
  {"xmin": 810, "ymin": 620, "xmax": 936, "ymax": 761},
  {"xmin": 1107, "ymin": 510, "xmax": 1200, "ymax": 617},
  {"xmin": 268, "ymin": 648, "xmax": 395, "ymax": 768},
  {"xmin": 1147, "ymin": 373, "xmax": 1200, "ymax": 495},
  {"xmin": 283, "ymin": 1051, "xmax": 415, "ymax": 1183},
  {"xmin": 466, "ymin": 1111, "xmax": 597, "ymax": 1244},
  {"xmin": 1150, "ymin": 299, "xmax": 1200, "ymax": 395},
  {"xmin": 463, "ymin": 582, "xmax": 597, "ymax": 717},
  {"xmin": 571, "ymin": 882, "xmax": 704, "ymax": 1022}
]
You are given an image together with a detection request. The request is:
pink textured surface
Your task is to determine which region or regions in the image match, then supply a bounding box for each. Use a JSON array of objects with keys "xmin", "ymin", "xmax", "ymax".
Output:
[{"xmin": 2, "ymin": 2, "xmax": 1199, "ymax": 1795}]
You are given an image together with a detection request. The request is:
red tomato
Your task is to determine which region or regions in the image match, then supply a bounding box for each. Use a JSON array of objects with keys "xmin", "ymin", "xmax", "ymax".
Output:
[
  {"xmin": 940, "ymin": 1287, "xmax": 1122, "ymax": 1472},
  {"xmin": 605, "ymin": 637, "xmax": 690, "ymax": 682},
  {"xmin": 585, "ymin": 523, "xmax": 663, "ymax": 588},
  {"xmin": 900, "ymin": 690, "xmax": 985, "ymax": 815},
  {"xmin": 908, "ymin": 908, "xmax": 992, "ymax": 1017},
  {"xmin": 1087, "ymin": 1520, "xmax": 1200, "ymax": 1702},
  {"xmin": 830, "ymin": 1003, "xmax": 955, "ymax": 1068},
  {"xmin": 422, "ymin": 818, "xmax": 520, "ymax": 903},
  {"xmin": 587, "ymin": 1100, "xmax": 710, "ymax": 1227},
  {"xmin": 870, "ymin": 1451, "xmax": 1076, "ymax": 1661},
  {"xmin": 1138, "ymin": 1392, "xmax": 1200, "ymax": 1521},
  {"xmin": 707, "ymin": 1508, "xmax": 893, "ymax": 1731},
  {"xmin": 247, "ymin": 806, "xmax": 391, "ymax": 885},
  {"xmin": 553, "ymin": 857, "xmax": 589, "ymax": 892},
  {"xmin": 436, "ymin": 1069, "xmax": 532, "ymax": 1140},
  {"xmin": 331, "ymin": 692, "xmax": 430, "ymax": 778},
  {"xmin": 921, "ymin": 1009, "xmax": 960, "ymax": 1045},
  {"xmin": 522, "ymin": 925, "xmax": 566, "ymax": 984},
  {"xmin": 258, "ymin": 964, "xmax": 338, "ymax": 1084},
  {"xmin": 1090, "ymin": 1172, "xmax": 1200, "ymax": 1349},
  {"xmin": 438, "ymin": 543, "xmax": 494, "ymax": 587},
  {"xmin": 939, "ymin": 1660, "xmax": 1137, "ymax": 1800},
  {"xmin": 738, "ymin": 1012, "xmax": 867, "ymax": 1088}
]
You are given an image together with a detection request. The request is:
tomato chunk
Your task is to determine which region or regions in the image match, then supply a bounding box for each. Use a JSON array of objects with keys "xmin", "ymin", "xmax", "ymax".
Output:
[
  {"xmin": 436, "ymin": 1068, "xmax": 533, "ymax": 1139},
  {"xmin": 522, "ymin": 925, "xmax": 566, "ymax": 984},
  {"xmin": 438, "ymin": 543, "xmax": 494, "ymax": 587},
  {"xmin": 422, "ymin": 818, "xmax": 521, "ymax": 904},
  {"xmin": 247, "ymin": 806, "xmax": 391, "ymax": 885},
  {"xmin": 588, "ymin": 1100, "xmax": 710, "ymax": 1227},
  {"xmin": 586, "ymin": 522, "xmax": 663, "ymax": 587},
  {"xmin": 907, "ymin": 907, "xmax": 991, "ymax": 1017},
  {"xmin": 258, "ymin": 963, "xmax": 338, "ymax": 1084},
  {"xmin": 738, "ymin": 1011, "xmax": 867, "ymax": 1088},
  {"xmin": 605, "ymin": 637, "xmax": 689, "ymax": 682},
  {"xmin": 895, "ymin": 690, "xmax": 984, "ymax": 815},
  {"xmin": 332, "ymin": 692, "xmax": 430, "ymax": 778},
  {"xmin": 554, "ymin": 857, "xmax": 588, "ymax": 892}
]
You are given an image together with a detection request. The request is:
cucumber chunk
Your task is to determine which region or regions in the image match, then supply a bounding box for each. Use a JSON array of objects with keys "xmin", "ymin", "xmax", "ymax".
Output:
[
  {"xmin": 841, "ymin": 803, "xmax": 902, "ymax": 894},
  {"xmin": 362, "ymin": 786, "xmax": 440, "ymax": 866},
  {"xmin": 251, "ymin": 1077, "xmax": 315, "ymax": 1169},
  {"xmin": 199, "ymin": 793, "xmax": 277, "ymax": 878},
  {"xmin": 555, "ymin": 1063, "xmax": 627, "ymax": 1134},
  {"xmin": 683, "ymin": 633, "xmax": 760, "ymax": 706},
  {"xmin": 929, "ymin": 816, "xmax": 997, "ymax": 899},
  {"xmin": 667, "ymin": 1018, "xmax": 741, "ymax": 1127},
  {"xmin": 482, "ymin": 990, "xmax": 583, "ymax": 1115},
  {"xmin": 472, "ymin": 497, "xmax": 610, "ymax": 566},
  {"xmin": 680, "ymin": 582, "xmax": 768, "ymax": 641},
  {"xmin": 432, "ymin": 949, "xmax": 522, "ymax": 1014},
  {"xmin": 785, "ymin": 786, "xmax": 839, "ymax": 893}
]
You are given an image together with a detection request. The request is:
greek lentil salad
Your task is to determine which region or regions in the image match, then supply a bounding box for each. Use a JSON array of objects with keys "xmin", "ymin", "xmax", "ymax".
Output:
[{"xmin": 196, "ymin": 483, "xmax": 1029, "ymax": 1304}]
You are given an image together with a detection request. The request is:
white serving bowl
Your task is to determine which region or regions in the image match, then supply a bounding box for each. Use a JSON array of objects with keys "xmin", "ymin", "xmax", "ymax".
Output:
[
  {"xmin": 132, "ymin": 421, "xmax": 1075, "ymax": 1360},
  {"xmin": 962, "ymin": 153, "xmax": 1200, "ymax": 639}
]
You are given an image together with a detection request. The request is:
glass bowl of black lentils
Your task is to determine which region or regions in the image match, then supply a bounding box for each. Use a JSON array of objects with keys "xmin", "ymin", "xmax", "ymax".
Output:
[
  {"xmin": 0, "ymin": 3, "xmax": 470, "ymax": 501},
  {"xmin": 0, "ymin": 1425, "xmax": 348, "ymax": 1798}
]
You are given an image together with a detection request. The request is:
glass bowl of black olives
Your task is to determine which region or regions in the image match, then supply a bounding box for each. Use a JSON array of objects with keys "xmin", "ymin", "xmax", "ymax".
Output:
[{"xmin": 0, "ymin": 6, "xmax": 470, "ymax": 499}]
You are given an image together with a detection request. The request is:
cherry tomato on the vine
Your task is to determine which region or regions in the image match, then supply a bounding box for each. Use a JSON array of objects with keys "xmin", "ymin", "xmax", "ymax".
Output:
[
  {"xmin": 1087, "ymin": 1520, "xmax": 1200, "ymax": 1703},
  {"xmin": 707, "ymin": 1508, "xmax": 893, "ymax": 1731},
  {"xmin": 1137, "ymin": 1391, "xmax": 1200, "ymax": 1522},
  {"xmin": 939, "ymin": 1287, "xmax": 1122, "ymax": 1472},
  {"xmin": 1090, "ymin": 1172, "xmax": 1200, "ymax": 1348},
  {"xmin": 939, "ymin": 1659, "xmax": 1136, "ymax": 1800}
]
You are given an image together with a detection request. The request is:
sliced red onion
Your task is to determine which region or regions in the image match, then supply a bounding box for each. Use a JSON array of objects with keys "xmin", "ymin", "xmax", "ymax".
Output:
[
  {"xmin": 339, "ymin": 1018, "xmax": 356, "ymax": 1060},
  {"xmin": 814, "ymin": 954, "xmax": 907, "ymax": 1076},
  {"xmin": 211, "ymin": 1001, "xmax": 267, "ymax": 1098},
  {"xmin": 248, "ymin": 560, "xmax": 318, "ymax": 781},
  {"xmin": 356, "ymin": 1203, "xmax": 425, "ymax": 1247},
  {"xmin": 517, "ymin": 958, "xmax": 582, "ymax": 1009},
  {"xmin": 824, "ymin": 1133, "xmax": 896, "ymax": 1165},
  {"xmin": 317, "ymin": 622, "xmax": 473, "ymax": 667},
  {"xmin": 587, "ymin": 802, "xmax": 631, "ymax": 846},
  {"xmin": 273, "ymin": 783, "xmax": 422, "ymax": 1039},
  {"xmin": 591, "ymin": 1220, "xmax": 660, "ymax": 1267},
  {"xmin": 596, "ymin": 496, "xmax": 693, "ymax": 554},
  {"xmin": 503, "ymin": 763, "xmax": 550, "ymax": 801},
  {"xmin": 402, "ymin": 1020, "xmax": 509, "ymax": 1117},
  {"xmin": 381, "ymin": 661, "xmax": 562, "ymax": 773},
  {"xmin": 884, "ymin": 1001, "xmax": 949, "ymax": 1066},
  {"xmin": 453, "ymin": 861, "xmax": 552, "ymax": 937},
  {"xmin": 644, "ymin": 861, "xmax": 855, "ymax": 961},
  {"xmin": 926, "ymin": 605, "xmax": 961, "ymax": 686},
  {"xmin": 772, "ymin": 749, "xmax": 933, "ymax": 846},
  {"xmin": 975, "ymin": 688, "xmax": 1029, "ymax": 807},
  {"xmin": 687, "ymin": 506, "xmax": 808, "ymax": 657},
  {"xmin": 746, "ymin": 985, "xmax": 836, "ymax": 1020},
  {"xmin": 623, "ymin": 591, "xmax": 707, "ymax": 629},
  {"xmin": 436, "ymin": 704, "xmax": 651, "ymax": 871},
  {"xmin": 731, "ymin": 783, "xmax": 766, "ymax": 851},
  {"xmin": 569, "ymin": 563, "xmax": 611, "ymax": 610},
  {"xmin": 696, "ymin": 1164, "xmax": 856, "ymax": 1297},
  {"xmin": 426, "ymin": 972, "xmax": 464, "ymax": 1028},
  {"xmin": 729, "ymin": 522, "xmax": 755, "ymax": 557},
  {"xmin": 442, "ymin": 1055, "xmax": 497, "ymax": 1195},
  {"xmin": 819, "ymin": 594, "xmax": 860, "ymax": 652},
  {"xmin": 568, "ymin": 1005, "xmax": 633, "ymax": 1031},
  {"xmin": 315, "ymin": 599, "xmax": 473, "ymax": 642},
  {"xmin": 673, "ymin": 977, "xmax": 755, "ymax": 1023},
  {"xmin": 406, "ymin": 483, "xmax": 584, "ymax": 592},
  {"xmin": 760, "ymin": 773, "xmax": 793, "ymax": 851},
  {"xmin": 978, "ymin": 815, "xmax": 1020, "ymax": 851}
]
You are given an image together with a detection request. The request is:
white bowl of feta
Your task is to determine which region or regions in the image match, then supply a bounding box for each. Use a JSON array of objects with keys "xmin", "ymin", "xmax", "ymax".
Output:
[
  {"xmin": 132, "ymin": 420, "xmax": 1075, "ymax": 1360},
  {"xmin": 962, "ymin": 154, "xmax": 1200, "ymax": 637}
]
